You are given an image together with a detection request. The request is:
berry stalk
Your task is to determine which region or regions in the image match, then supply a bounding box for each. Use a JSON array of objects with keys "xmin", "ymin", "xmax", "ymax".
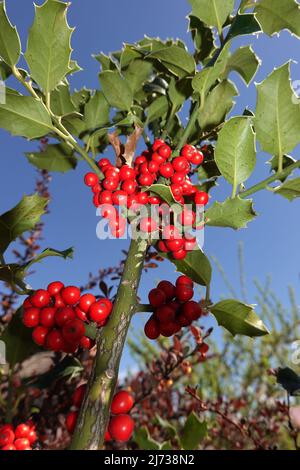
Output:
[{"xmin": 69, "ymin": 238, "xmax": 148, "ymax": 450}]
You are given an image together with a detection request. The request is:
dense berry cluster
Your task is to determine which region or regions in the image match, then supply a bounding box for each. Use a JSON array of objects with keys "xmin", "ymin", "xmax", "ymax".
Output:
[
  {"xmin": 144, "ymin": 275, "xmax": 203, "ymax": 340},
  {"xmin": 84, "ymin": 140, "xmax": 209, "ymax": 253},
  {"xmin": 22, "ymin": 282, "xmax": 113, "ymax": 353},
  {"xmin": 66, "ymin": 386, "xmax": 134, "ymax": 443},
  {"xmin": 0, "ymin": 422, "xmax": 37, "ymax": 451}
]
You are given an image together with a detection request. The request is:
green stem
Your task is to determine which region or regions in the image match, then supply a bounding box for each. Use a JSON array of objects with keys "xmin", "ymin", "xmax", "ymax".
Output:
[
  {"xmin": 135, "ymin": 304, "xmax": 153, "ymax": 313},
  {"xmin": 70, "ymin": 238, "xmax": 148, "ymax": 450},
  {"xmin": 173, "ymin": 101, "xmax": 200, "ymax": 155},
  {"xmin": 239, "ymin": 160, "xmax": 300, "ymax": 199}
]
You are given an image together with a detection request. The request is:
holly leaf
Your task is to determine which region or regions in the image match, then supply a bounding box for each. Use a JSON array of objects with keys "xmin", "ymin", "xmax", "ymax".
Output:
[
  {"xmin": 163, "ymin": 247, "xmax": 212, "ymax": 287},
  {"xmin": 188, "ymin": 15, "xmax": 216, "ymax": 63},
  {"xmin": 274, "ymin": 177, "xmax": 300, "ymax": 201},
  {"xmin": 147, "ymin": 45, "xmax": 196, "ymax": 78},
  {"xmin": 215, "ymin": 116, "xmax": 256, "ymax": 187},
  {"xmin": 123, "ymin": 59, "xmax": 153, "ymax": 94},
  {"xmin": 25, "ymin": 143, "xmax": 77, "ymax": 173},
  {"xmin": 0, "ymin": 194, "xmax": 48, "ymax": 254},
  {"xmin": 0, "ymin": 308, "xmax": 40, "ymax": 366},
  {"xmin": 24, "ymin": 247, "xmax": 74, "ymax": 268},
  {"xmin": 0, "ymin": 0, "xmax": 21, "ymax": 67},
  {"xmin": 223, "ymin": 46, "xmax": 260, "ymax": 85},
  {"xmin": 188, "ymin": 0, "xmax": 235, "ymax": 33},
  {"xmin": 269, "ymin": 154, "xmax": 297, "ymax": 182},
  {"xmin": 146, "ymin": 95, "xmax": 169, "ymax": 124},
  {"xmin": 255, "ymin": 0, "xmax": 300, "ymax": 38},
  {"xmin": 276, "ymin": 367, "xmax": 300, "ymax": 396},
  {"xmin": 84, "ymin": 90, "xmax": 110, "ymax": 131},
  {"xmin": 25, "ymin": 0, "xmax": 73, "ymax": 94},
  {"xmin": 148, "ymin": 184, "xmax": 177, "ymax": 206},
  {"xmin": 205, "ymin": 197, "xmax": 256, "ymax": 229},
  {"xmin": 0, "ymin": 91, "xmax": 53, "ymax": 139},
  {"xmin": 0, "ymin": 263, "xmax": 25, "ymax": 285},
  {"xmin": 210, "ymin": 299, "xmax": 269, "ymax": 337},
  {"xmin": 198, "ymin": 79, "xmax": 238, "ymax": 130},
  {"xmin": 255, "ymin": 62, "xmax": 300, "ymax": 157},
  {"xmin": 226, "ymin": 13, "xmax": 262, "ymax": 41},
  {"xmin": 99, "ymin": 70, "xmax": 133, "ymax": 111},
  {"xmin": 134, "ymin": 427, "xmax": 168, "ymax": 450},
  {"xmin": 0, "ymin": 59, "xmax": 11, "ymax": 80},
  {"xmin": 180, "ymin": 412, "xmax": 207, "ymax": 450},
  {"xmin": 50, "ymin": 83, "xmax": 76, "ymax": 116}
]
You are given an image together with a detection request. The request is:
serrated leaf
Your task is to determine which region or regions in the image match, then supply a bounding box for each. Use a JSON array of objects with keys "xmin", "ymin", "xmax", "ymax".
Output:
[
  {"xmin": 211, "ymin": 299, "xmax": 269, "ymax": 337},
  {"xmin": 0, "ymin": 1, "xmax": 21, "ymax": 67},
  {"xmin": 84, "ymin": 90, "xmax": 110, "ymax": 131},
  {"xmin": 274, "ymin": 177, "xmax": 300, "ymax": 201},
  {"xmin": 168, "ymin": 77, "xmax": 192, "ymax": 113},
  {"xmin": 163, "ymin": 246, "xmax": 212, "ymax": 287},
  {"xmin": 0, "ymin": 308, "xmax": 40, "ymax": 366},
  {"xmin": 25, "ymin": 247, "xmax": 73, "ymax": 268},
  {"xmin": 180, "ymin": 412, "xmax": 207, "ymax": 450},
  {"xmin": 94, "ymin": 52, "xmax": 118, "ymax": 71},
  {"xmin": 155, "ymin": 415, "xmax": 177, "ymax": 438},
  {"xmin": 99, "ymin": 70, "xmax": 133, "ymax": 111},
  {"xmin": 147, "ymin": 45, "xmax": 196, "ymax": 78},
  {"xmin": 255, "ymin": 0, "xmax": 300, "ymax": 38},
  {"xmin": 146, "ymin": 95, "xmax": 169, "ymax": 124},
  {"xmin": 0, "ymin": 194, "xmax": 48, "ymax": 254},
  {"xmin": 223, "ymin": 46, "xmax": 260, "ymax": 85},
  {"xmin": 148, "ymin": 184, "xmax": 177, "ymax": 206},
  {"xmin": 188, "ymin": 15, "xmax": 216, "ymax": 63},
  {"xmin": 0, "ymin": 91, "xmax": 53, "ymax": 139},
  {"xmin": 25, "ymin": 143, "xmax": 77, "ymax": 173},
  {"xmin": 120, "ymin": 44, "xmax": 143, "ymax": 69},
  {"xmin": 123, "ymin": 59, "xmax": 152, "ymax": 94},
  {"xmin": 255, "ymin": 63, "xmax": 300, "ymax": 157},
  {"xmin": 215, "ymin": 116, "xmax": 256, "ymax": 187},
  {"xmin": 269, "ymin": 154, "xmax": 297, "ymax": 182},
  {"xmin": 71, "ymin": 88, "xmax": 91, "ymax": 111},
  {"xmin": 62, "ymin": 113, "xmax": 85, "ymax": 137},
  {"xmin": 198, "ymin": 79, "xmax": 238, "ymax": 130},
  {"xmin": 0, "ymin": 59, "xmax": 11, "ymax": 80},
  {"xmin": 226, "ymin": 13, "xmax": 261, "ymax": 41},
  {"xmin": 50, "ymin": 83, "xmax": 76, "ymax": 116},
  {"xmin": 25, "ymin": 0, "xmax": 73, "ymax": 94},
  {"xmin": 133, "ymin": 427, "xmax": 161, "ymax": 450},
  {"xmin": 205, "ymin": 197, "xmax": 256, "ymax": 229},
  {"xmin": 188, "ymin": 0, "xmax": 235, "ymax": 33},
  {"xmin": 276, "ymin": 367, "xmax": 300, "ymax": 396}
]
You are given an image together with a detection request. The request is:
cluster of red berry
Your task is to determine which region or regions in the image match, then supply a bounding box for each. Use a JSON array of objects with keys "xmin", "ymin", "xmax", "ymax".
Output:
[
  {"xmin": 144, "ymin": 275, "xmax": 203, "ymax": 340},
  {"xmin": 22, "ymin": 282, "xmax": 113, "ymax": 353},
  {"xmin": 84, "ymin": 140, "xmax": 209, "ymax": 246},
  {"xmin": 0, "ymin": 422, "xmax": 37, "ymax": 451},
  {"xmin": 66, "ymin": 386, "xmax": 134, "ymax": 443}
]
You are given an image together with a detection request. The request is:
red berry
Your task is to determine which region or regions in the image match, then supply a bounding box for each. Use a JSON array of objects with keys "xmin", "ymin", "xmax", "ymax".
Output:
[
  {"xmin": 1, "ymin": 444, "xmax": 16, "ymax": 450},
  {"xmin": 157, "ymin": 281, "xmax": 176, "ymax": 300},
  {"xmin": 184, "ymin": 236, "xmax": 197, "ymax": 251},
  {"xmin": 61, "ymin": 286, "xmax": 81, "ymax": 306},
  {"xmin": 53, "ymin": 293, "xmax": 66, "ymax": 308},
  {"xmin": 171, "ymin": 172, "xmax": 186, "ymax": 185},
  {"xmin": 198, "ymin": 342, "xmax": 209, "ymax": 354},
  {"xmin": 135, "ymin": 155, "xmax": 147, "ymax": 165},
  {"xmin": 32, "ymin": 326, "xmax": 48, "ymax": 346},
  {"xmin": 62, "ymin": 319, "xmax": 85, "ymax": 344},
  {"xmin": 190, "ymin": 150, "xmax": 204, "ymax": 165},
  {"xmin": 27, "ymin": 429, "xmax": 37, "ymax": 445},
  {"xmin": 98, "ymin": 158, "xmax": 111, "ymax": 169},
  {"xmin": 0, "ymin": 428, "xmax": 15, "ymax": 447},
  {"xmin": 172, "ymin": 156, "xmax": 190, "ymax": 173},
  {"xmin": 79, "ymin": 294, "xmax": 96, "ymax": 313},
  {"xmin": 39, "ymin": 307, "xmax": 56, "ymax": 328},
  {"xmin": 165, "ymin": 238, "xmax": 184, "ymax": 252},
  {"xmin": 148, "ymin": 288, "xmax": 166, "ymax": 307},
  {"xmin": 159, "ymin": 162, "xmax": 174, "ymax": 178},
  {"xmin": 140, "ymin": 217, "xmax": 157, "ymax": 233},
  {"xmin": 159, "ymin": 320, "xmax": 181, "ymax": 337},
  {"xmin": 156, "ymin": 305, "xmax": 176, "ymax": 323},
  {"xmin": 47, "ymin": 281, "xmax": 64, "ymax": 295},
  {"xmin": 55, "ymin": 306, "xmax": 76, "ymax": 327},
  {"xmin": 182, "ymin": 301, "xmax": 203, "ymax": 321},
  {"xmin": 179, "ymin": 209, "xmax": 195, "ymax": 226},
  {"xmin": 104, "ymin": 430, "xmax": 112, "ymax": 442},
  {"xmin": 171, "ymin": 183, "xmax": 183, "ymax": 200},
  {"xmin": 15, "ymin": 424, "xmax": 30, "ymax": 440},
  {"xmin": 101, "ymin": 204, "xmax": 117, "ymax": 220},
  {"xmin": 176, "ymin": 275, "xmax": 193, "ymax": 288},
  {"xmin": 66, "ymin": 411, "xmax": 78, "ymax": 434},
  {"xmin": 138, "ymin": 173, "xmax": 153, "ymax": 186},
  {"xmin": 112, "ymin": 190, "xmax": 128, "ymax": 206},
  {"xmin": 148, "ymin": 160, "xmax": 159, "ymax": 173},
  {"xmin": 137, "ymin": 191, "xmax": 149, "ymax": 205},
  {"xmin": 46, "ymin": 329, "xmax": 65, "ymax": 351},
  {"xmin": 152, "ymin": 139, "xmax": 165, "ymax": 151},
  {"xmin": 103, "ymin": 178, "xmax": 119, "ymax": 191},
  {"xmin": 144, "ymin": 315, "xmax": 160, "ymax": 340},
  {"xmin": 89, "ymin": 301, "xmax": 111, "ymax": 323},
  {"xmin": 162, "ymin": 224, "xmax": 181, "ymax": 241},
  {"xmin": 172, "ymin": 249, "xmax": 187, "ymax": 260},
  {"xmin": 111, "ymin": 391, "xmax": 134, "ymax": 415},
  {"xmin": 31, "ymin": 289, "xmax": 51, "ymax": 308},
  {"xmin": 23, "ymin": 308, "xmax": 40, "ymax": 328},
  {"xmin": 195, "ymin": 191, "xmax": 209, "ymax": 205},
  {"xmin": 99, "ymin": 190, "xmax": 113, "ymax": 205},
  {"xmin": 80, "ymin": 336, "xmax": 93, "ymax": 349},
  {"xmin": 157, "ymin": 240, "xmax": 169, "ymax": 253},
  {"xmin": 23, "ymin": 297, "xmax": 33, "ymax": 309},
  {"xmin": 175, "ymin": 285, "xmax": 194, "ymax": 302},
  {"xmin": 105, "ymin": 167, "xmax": 120, "ymax": 180},
  {"xmin": 84, "ymin": 172, "xmax": 98, "ymax": 187},
  {"xmin": 148, "ymin": 195, "xmax": 161, "ymax": 205},
  {"xmin": 108, "ymin": 415, "xmax": 134, "ymax": 442},
  {"xmin": 152, "ymin": 152, "xmax": 165, "ymax": 165},
  {"xmin": 158, "ymin": 144, "xmax": 171, "ymax": 159},
  {"xmin": 72, "ymin": 384, "xmax": 86, "ymax": 407},
  {"xmin": 119, "ymin": 165, "xmax": 136, "ymax": 181},
  {"xmin": 178, "ymin": 313, "xmax": 192, "ymax": 327},
  {"xmin": 122, "ymin": 179, "xmax": 137, "ymax": 195},
  {"xmin": 92, "ymin": 183, "xmax": 101, "ymax": 194},
  {"xmin": 181, "ymin": 144, "xmax": 196, "ymax": 161},
  {"xmin": 182, "ymin": 180, "xmax": 194, "ymax": 195},
  {"xmin": 14, "ymin": 438, "xmax": 31, "ymax": 450},
  {"xmin": 75, "ymin": 306, "xmax": 88, "ymax": 322}
]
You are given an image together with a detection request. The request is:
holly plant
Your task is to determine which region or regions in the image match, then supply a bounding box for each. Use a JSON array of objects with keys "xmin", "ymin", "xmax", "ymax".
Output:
[{"xmin": 0, "ymin": 0, "xmax": 300, "ymax": 451}]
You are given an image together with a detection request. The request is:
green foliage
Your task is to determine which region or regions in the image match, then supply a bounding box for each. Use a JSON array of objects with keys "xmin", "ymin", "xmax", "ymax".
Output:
[
  {"xmin": 255, "ymin": 0, "xmax": 300, "ymax": 38},
  {"xmin": 0, "ymin": 0, "xmax": 21, "ymax": 67},
  {"xmin": 25, "ymin": 143, "xmax": 77, "ymax": 172},
  {"xmin": 276, "ymin": 368, "xmax": 300, "ymax": 396},
  {"xmin": 147, "ymin": 44, "xmax": 196, "ymax": 78},
  {"xmin": 179, "ymin": 412, "xmax": 207, "ymax": 450},
  {"xmin": 188, "ymin": 0, "xmax": 235, "ymax": 33},
  {"xmin": 50, "ymin": 83, "xmax": 76, "ymax": 116},
  {"xmin": 164, "ymin": 247, "xmax": 212, "ymax": 287},
  {"xmin": 275, "ymin": 177, "xmax": 300, "ymax": 201},
  {"xmin": 223, "ymin": 46, "xmax": 260, "ymax": 85},
  {"xmin": 226, "ymin": 13, "xmax": 261, "ymax": 40},
  {"xmin": 205, "ymin": 197, "xmax": 256, "ymax": 229},
  {"xmin": 99, "ymin": 70, "xmax": 133, "ymax": 111}
]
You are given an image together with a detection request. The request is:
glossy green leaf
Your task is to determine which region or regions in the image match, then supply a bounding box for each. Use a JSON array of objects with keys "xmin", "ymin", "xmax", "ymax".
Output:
[
  {"xmin": 123, "ymin": 59, "xmax": 152, "ymax": 94},
  {"xmin": 0, "ymin": 1, "xmax": 21, "ymax": 66},
  {"xmin": 274, "ymin": 177, "xmax": 300, "ymax": 201},
  {"xmin": 134, "ymin": 427, "xmax": 169, "ymax": 450},
  {"xmin": 188, "ymin": 15, "xmax": 216, "ymax": 63},
  {"xmin": 99, "ymin": 70, "xmax": 133, "ymax": 111},
  {"xmin": 25, "ymin": 0, "xmax": 73, "ymax": 94},
  {"xmin": 163, "ymin": 246, "xmax": 212, "ymax": 287},
  {"xmin": 168, "ymin": 77, "xmax": 192, "ymax": 113},
  {"xmin": 71, "ymin": 88, "xmax": 91, "ymax": 111},
  {"xmin": 148, "ymin": 45, "xmax": 196, "ymax": 78},
  {"xmin": 205, "ymin": 197, "xmax": 256, "ymax": 229},
  {"xmin": 215, "ymin": 116, "xmax": 256, "ymax": 187},
  {"xmin": 211, "ymin": 299, "xmax": 269, "ymax": 337},
  {"xmin": 255, "ymin": 63, "xmax": 300, "ymax": 157},
  {"xmin": 180, "ymin": 412, "xmax": 207, "ymax": 450},
  {"xmin": 198, "ymin": 79, "xmax": 238, "ymax": 130},
  {"xmin": 148, "ymin": 184, "xmax": 177, "ymax": 206},
  {"xmin": 25, "ymin": 143, "xmax": 77, "ymax": 173},
  {"xmin": 226, "ymin": 13, "xmax": 261, "ymax": 41},
  {"xmin": 276, "ymin": 367, "xmax": 300, "ymax": 396},
  {"xmin": 223, "ymin": 46, "xmax": 260, "ymax": 85},
  {"xmin": 0, "ymin": 59, "xmax": 11, "ymax": 79},
  {"xmin": 120, "ymin": 44, "xmax": 143, "ymax": 69},
  {"xmin": 94, "ymin": 52, "xmax": 118, "ymax": 71},
  {"xmin": 50, "ymin": 83, "xmax": 76, "ymax": 116},
  {"xmin": 255, "ymin": 0, "xmax": 300, "ymax": 38},
  {"xmin": 269, "ymin": 154, "xmax": 297, "ymax": 182},
  {"xmin": 0, "ymin": 194, "xmax": 48, "ymax": 254},
  {"xmin": 0, "ymin": 91, "xmax": 53, "ymax": 139},
  {"xmin": 188, "ymin": 0, "xmax": 235, "ymax": 33},
  {"xmin": 84, "ymin": 90, "xmax": 110, "ymax": 131},
  {"xmin": 146, "ymin": 95, "xmax": 169, "ymax": 124}
]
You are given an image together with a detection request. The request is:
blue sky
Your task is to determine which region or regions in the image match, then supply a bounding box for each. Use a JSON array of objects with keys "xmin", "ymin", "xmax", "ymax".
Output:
[{"xmin": 1, "ymin": 0, "xmax": 300, "ymax": 370}]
